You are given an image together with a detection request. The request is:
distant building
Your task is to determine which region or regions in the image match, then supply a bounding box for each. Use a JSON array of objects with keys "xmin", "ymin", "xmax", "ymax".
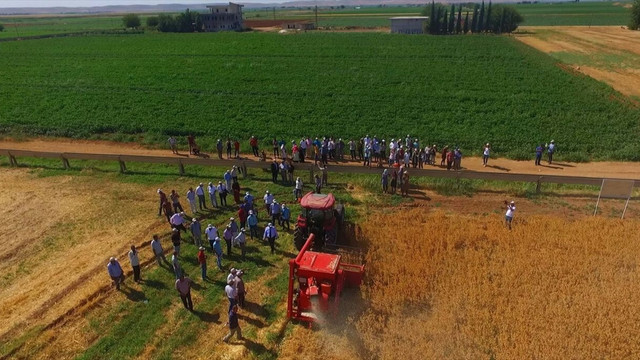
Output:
[
  {"xmin": 201, "ymin": 2, "xmax": 244, "ymax": 32},
  {"xmin": 389, "ymin": 16, "xmax": 428, "ymax": 34},
  {"xmin": 282, "ymin": 21, "xmax": 316, "ymax": 31}
]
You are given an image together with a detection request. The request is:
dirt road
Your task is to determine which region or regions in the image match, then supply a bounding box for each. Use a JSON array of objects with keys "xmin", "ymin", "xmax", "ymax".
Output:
[
  {"xmin": 515, "ymin": 26, "xmax": 640, "ymax": 99},
  {"xmin": 2, "ymin": 138, "xmax": 640, "ymax": 180}
]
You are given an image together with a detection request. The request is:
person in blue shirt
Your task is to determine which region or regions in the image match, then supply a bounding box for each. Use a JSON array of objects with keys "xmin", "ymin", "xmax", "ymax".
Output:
[
  {"xmin": 263, "ymin": 223, "xmax": 278, "ymax": 254},
  {"xmin": 535, "ymin": 144, "xmax": 544, "ymax": 166},
  {"xmin": 247, "ymin": 210, "xmax": 259, "ymax": 239},
  {"xmin": 213, "ymin": 237, "xmax": 223, "ymax": 270},
  {"xmin": 243, "ymin": 192, "xmax": 254, "ymax": 208},
  {"xmin": 547, "ymin": 140, "xmax": 556, "ymax": 164},
  {"xmin": 381, "ymin": 169, "xmax": 389, "ymax": 193},
  {"xmin": 107, "ymin": 257, "xmax": 124, "ymax": 290},
  {"xmin": 270, "ymin": 200, "xmax": 281, "ymax": 226},
  {"xmin": 281, "ymin": 203, "xmax": 291, "ymax": 231}
]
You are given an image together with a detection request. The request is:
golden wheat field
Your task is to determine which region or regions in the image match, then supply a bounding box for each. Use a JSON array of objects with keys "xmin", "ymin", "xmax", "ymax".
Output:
[{"xmin": 282, "ymin": 210, "xmax": 640, "ymax": 359}]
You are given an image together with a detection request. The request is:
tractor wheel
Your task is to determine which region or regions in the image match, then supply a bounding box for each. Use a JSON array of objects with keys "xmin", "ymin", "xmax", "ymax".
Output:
[
  {"xmin": 324, "ymin": 227, "xmax": 337, "ymax": 248},
  {"xmin": 294, "ymin": 226, "xmax": 306, "ymax": 251}
]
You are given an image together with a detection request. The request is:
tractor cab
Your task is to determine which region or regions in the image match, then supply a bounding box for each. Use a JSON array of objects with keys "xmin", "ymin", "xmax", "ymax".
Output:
[{"xmin": 294, "ymin": 192, "xmax": 344, "ymax": 250}]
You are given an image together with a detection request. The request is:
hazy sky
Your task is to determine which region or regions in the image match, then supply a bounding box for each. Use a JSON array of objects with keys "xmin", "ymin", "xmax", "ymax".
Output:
[{"xmin": 2, "ymin": 0, "xmax": 270, "ymax": 7}]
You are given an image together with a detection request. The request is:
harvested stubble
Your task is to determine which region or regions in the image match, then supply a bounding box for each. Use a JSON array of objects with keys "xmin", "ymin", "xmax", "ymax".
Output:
[{"xmin": 354, "ymin": 210, "xmax": 640, "ymax": 359}]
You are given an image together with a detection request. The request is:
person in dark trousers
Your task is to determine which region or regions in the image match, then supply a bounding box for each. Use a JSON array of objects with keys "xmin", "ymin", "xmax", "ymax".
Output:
[
  {"xmin": 250, "ymin": 136, "xmax": 259, "ymax": 157},
  {"xmin": 315, "ymin": 174, "xmax": 322, "ymax": 194},
  {"xmin": 171, "ymin": 228, "xmax": 181, "ymax": 256},
  {"xmin": 270, "ymin": 159, "xmax": 279, "ymax": 183},
  {"xmin": 547, "ymin": 140, "xmax": 556, "ymax": 164},
  {"xmin": 223, "ymin": 305, "xmax": 243, "ymax": 343},
  {"xmin": 170, "ymin": 189, "xmax": 183, "ymax": 213},
  {"xmin": 263, "ymin": 223, "xmax": 278, "ymax": 254},
  {"xmin": 175, "ymin": 273, "xmax": 193, "ymax": 311},
  {"xmin": 281, "ymin": 203, "xmax": 291, "ymax": 231},
  {"xmin": 223, "ymin": 225, "xmax": 233, "ymax": 257},
  {"xmin": 197, "ymin": 247, "xmax": 207, "ymax": 280},
  {"xmin": 535, "ymin": 144, "xmax": 544, "ymax": 166},
  {"xmin": 235, "ymin": 271, "xmax": 246, "ymax": 308},
  {"xmin": 107, "ymin": 257, "xmax": 124, "ymax": 290},
  {"xmin": 128, "ymin": 245, "xmax": 141, "ymax": 283},
  {"xmin": 162, "ymin": 200, "xmax": 174, "ymax": 224},
  {"xmin": 225, "ymin": 279, "xmax": 237, "ymax": 312},
  {"xmin": 216, "ymin": 139, "xmax": 223, "ymax": 160},
  {"xmin": 157, "ymin": 189, "xmax": 168, "ymax": 216},
  {"xmin": 226, "ymin": 138, "xmax": 232, "ymax": 159},
  {"xmin": 196, "ymin": 183, "xmax": 207, "ymax": 210}
]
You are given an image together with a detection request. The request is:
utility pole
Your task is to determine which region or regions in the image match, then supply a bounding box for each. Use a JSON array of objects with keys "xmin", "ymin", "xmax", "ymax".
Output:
[
  {"xmin": 315, "ymin": 5, "xmax": 318, "ymax": 28},
  {"xmin": 273, "ymin": 7, "xmax": 276, "ymax": 21}
]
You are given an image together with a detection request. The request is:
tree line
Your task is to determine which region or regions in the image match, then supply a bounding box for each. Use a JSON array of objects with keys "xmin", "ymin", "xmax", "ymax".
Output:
[
  {"xmin": 122, "ymin": 9, "xmax": 204, "ymax": 33},
  {"xmin": 421, "ymin": 1, "xmax": 523, "ymax": 35}
]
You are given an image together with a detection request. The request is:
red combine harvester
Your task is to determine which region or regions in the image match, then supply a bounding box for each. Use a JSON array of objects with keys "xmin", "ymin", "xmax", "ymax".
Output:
[
  {"xmin": 293, "ymin": 192, "xmax": 345, "ymax": 250},
  {"xmin": 287, "ymin": 233, "xmax": 365, "ymax": 323}
]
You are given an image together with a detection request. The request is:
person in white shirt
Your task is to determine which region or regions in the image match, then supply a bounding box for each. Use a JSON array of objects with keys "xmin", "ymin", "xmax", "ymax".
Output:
[
  {"xmin": 170, "ymin": 212, "xmax": 187, "ymax": 232},
  {"xmin": 168, "ymin": 136, "xmax": 177, "ymax": 154},
  {"xmin": 205, "ymin": 224, "xmax": 219, "ymax": 251},
  {"xmin": 234, "ymin": 228, "xmax": 247, "ymax": 260},
  {"xmin": 196, "ymin": 183, "xmax": 207, "ymax": 210},
  {"xmin": 128, "ymin": 245, "xmax": 142, "ymax": 283},
  {"xmin": 225, "ymin": 279, "xmax": 238, "ymax": 312},
  {"xmin": 263, "ymin": 223, "xmax": 278, "ymax": 254},
  {"xmin": 263, "ymin": 190, "xmax": 274, "ymax": 215},
  {"xmin": 483, "ymin": 143, "xmax": 491, "ymax": 167},
  {"xmin": 227, "ymin": 268, "xmax": 237, "ymax": 284},
  {"xmin": 217, "ymin": 181, "xmax": 228, "ymax": 207},
  {"xmin": 186, "ymin": 187, "xmax": 197, "ymax": 214},
  {"xmin": 150, "ymin": 234, "xmax": 169, "ymax": 267},
  {"xmin": 295, "ymin": 177, "xmax": 304, "ymax": 201},
  {"xmin": 299, "ymin": 138, "xmax": 307, "ymax": 162},
  {"xmin": 207, "ymin": 182, "xmax": 218, "ymax": 208},
  {"xmin": 505, "ymin": 200, "xmax": 516, "ymax": 230}
]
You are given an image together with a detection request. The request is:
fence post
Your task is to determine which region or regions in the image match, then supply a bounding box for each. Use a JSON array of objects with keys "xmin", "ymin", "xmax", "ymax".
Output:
[
  {"xmin": 242, "ymin": 162, "xmax": 247, "ymax": 179},
  {"xmin": 118, "ymin": 157, "xmax": 127, "ymax": 173},
  {"xmin": 8, "ymin": 152, "xmax": 17, "ymax": 167},
  {"xmin": 309, "ymin": 168, "xmax": 314, "ymax": 184},
  {"xmin": 178, "ymin": 161, "xmax": 185, "ymax": 176},
  {"xmin": 536, "ymin": 177, "xmax": 542, "ymax": 194},
  {"xmin": 61, "ymin": 155, "xmax": 70, "ymax": 170}
]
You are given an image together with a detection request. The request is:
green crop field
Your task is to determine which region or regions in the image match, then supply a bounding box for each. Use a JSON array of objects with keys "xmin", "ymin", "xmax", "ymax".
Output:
[
  {"xmin": 0, "ymin": 15, "xmax": 130, "ymax": 39},
  {"xmin": 1, "ymin": 32, "xmax": 639, "ymax": 160},
  {"xmin": 515, "ymin": 1, "xmax": 631, "ymax": 26}
]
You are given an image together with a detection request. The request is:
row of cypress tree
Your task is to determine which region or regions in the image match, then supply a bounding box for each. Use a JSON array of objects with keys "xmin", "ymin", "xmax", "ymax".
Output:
[{"xmin": 422, "ymin": 1, "xmax": 523, "ymax": 35}]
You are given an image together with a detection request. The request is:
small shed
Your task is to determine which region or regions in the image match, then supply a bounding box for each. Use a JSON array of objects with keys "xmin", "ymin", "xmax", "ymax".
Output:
[
  {"xmin": 282, "ymin": 21, "xmax": 316, "ymax": 31},
  {"xmin": 389, "ymin": 16, "xmax": 428, "ymax": 34}
]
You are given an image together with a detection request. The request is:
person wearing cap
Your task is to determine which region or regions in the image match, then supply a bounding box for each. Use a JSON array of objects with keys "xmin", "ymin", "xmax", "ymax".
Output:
[
  {"xmin": 217, "ymin": 181, "xmax": 228, "ymax": 207},
  {"xmin": 196, "ymin": 183, "xmax": 207, "ymax": 210},
  {"xmin": 401, "ymin": 171, "xmax": 410, "ymax": 197},
  {"xmin": 243, "ymin": 192, "xmax": 254, "ymax": 208},
  {"xmin": 170, "ymin": 212, "xmax": 187, "ymax": 233},
  {"xmin": 299, "ymin": 138, "xmax": 307, "ymax": 162},
  {"xmin": 263, "ymin": 223, "xmax": 278, "ymax": 254},
  {"xmin": 505, "ymin": 200, "xmax": 516, "ymax": 230},
  {"xmin": 208, "ymin": 182, "xmax": 218, "ymax": 208},
  {"xmin": 231, "ymin": 165, "xmax": 239, "ymax": 183},
  {"xmin": 107, "ymin": 257, "xmax": 124, "ymax": 290},
  {"xmin": 319, "ymin": 163, "xmax": 328, "ymax": 186},
  {"xmin": 535, "ymin": 144, "xmax": 544, "ymax": 166},
  {"xmin": 279, "ymin": 160, "xmax": 288, "ymax": 184},
  {"xmin": 190, "ymin": 218, "xmax": 202, "ymax": 247},
  {"xmin": 270, "ymin": 199, "xmax": 281, "ymax": 226},
  {"xmin": 213, "ymin": 237, "xmax": 223, "ymax": 270},
  {"xmin": 232, "ymin": 179, "xmax": 241, "ymax": 204},
  {"xmin": 247, "ymin": 210, "xmax": 259, "ymax": 239},
  {"xmin": 205, "ymin": 223, "xmax": 218, "ymax": 250},
  {"xmin": 172, "ymin": 251, "xmax": 181, "ymax": 279},
  {"xmin": 175, "ymin": 273, "xmax": 193, "ymax": 311},
  {"xmin": 234, "ymin": 228, "xmax": 247, "ymax": 260},
  {"xmin": 225, "ymin": 278, "xmax": 238, "ymax": 312},
  {"xmin": 235, "ymin": 271, "xmax": 246, "ymax": 308},
  {"xmin": 128, "ymin": 245, "xmax": 142, "ymax": 283},
  {"xmin": 157, "ymin": 189, "xmax": 168, "ymax": 216},
  {"xmin": 170, "ymin": 189, "xmax": 184, "ymax": 214},
  {"xmin": 223, "ymin": 304, "xmax": 243, "ymax": 343},
  {"xmin": 295, "ymin": 177, "xmax": 303, "ymax": 201},
  {"xmin": 281, "ymin": 203, "xmax": 291, "ymax": 231},
  {"xmin": 216, "ymin": 139, "xmax": 223, "ymax": 159},
  {"xmin": 237, "ymin": 205, "xmax": 247, "ymax": 230},
  {"xmin": 227, "ymin": 268, "xmax": 237, "ymax": 283},
  {"xmin": 270, "ymin": 159, "xmax": 279, "ymax": 183},
  {"xmin": 228, "ymin": 217, "xmax": 238, "ymax": 235},
  {"xmin": 547, "ymin": 140, "xmax": 556, "ymax": 164},
  {"xmin": 168, "ymin": 136, "xmax": 178, "ymax": 154},
  {"xmin": 483, "ymin": 143, "xmax": 491, "ymax": 167},
  {"xmin": 263, "ymin": 191, "xmax": 274, "ymax": 215},
  {"xmin": 223, "ymin": 170, "xmax": 232, "ymax": 191},
  {"xmin": 150, "ymin": 234, "xmax": 170, "ymax": 267},
  {"xmin": 223, "ymin": 225, "xmax": 234, "ymax": 257},
  {"xmin": 197, "ymin": 246, "xmax": 207, "ymax": 280},
  {"xmin": 171, "ymin": 228, "xmax": 181, "ymax": 256},
  {"xmin": 186, "ymin": 187, "xmax": 197, "ymax": 214},
  {"xmin": 381, "ymin": 169, "xmax": 389, "ymax": 194},
  {"xmin": 162, "ymin": 199, "xmax": 174, "ymax": 224}
]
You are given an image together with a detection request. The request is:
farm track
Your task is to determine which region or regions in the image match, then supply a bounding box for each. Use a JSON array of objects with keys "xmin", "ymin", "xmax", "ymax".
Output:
[{"xmin": 2, "ymin": 138, "xmax": 640, "ymax": 181}]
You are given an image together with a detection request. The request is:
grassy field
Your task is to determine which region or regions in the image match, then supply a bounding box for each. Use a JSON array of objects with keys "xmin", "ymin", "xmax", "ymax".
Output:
[
  {"xmin": 1, "ymin": 32, "xmax": 640, "ymax": 161},
  {"xmin": 281, "ymin": 209, "xmax": 640, "ymax": 359},
  {"xmin": 0, "ymin": 15, "xmax": 137, "ymax": 39}
]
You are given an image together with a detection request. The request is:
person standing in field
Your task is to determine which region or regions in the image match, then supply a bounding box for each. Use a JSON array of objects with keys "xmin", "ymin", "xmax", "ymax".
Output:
[
  {"xmin": 483, "ymin": 143, "xmax": 491, "ymax": 167},
  {"xmin": 535, "ymin": 144, "xmax": 544, "ymax": 166},
  {"xmin": 128, "ymin": 245, "xmax": 142, "ymax": 283},
  {"xmin": 270, "ymin": 159, "xmax": 279, "ymax": 183},
  {"xmin": 168, "ymin": 136, "xmax": 178, "ymax": 154},
  {"xmin": 263, "ymin": 223, "xmax": 278, "ymax": 254},
  {"xmin": 270, "ymin": 199, "xmax": 281, "ymax": 226},
  {"xmin": 208, "ymin": 182, "xmax": 218, "ymax": 208},
  {"xmin": 234, "ymin": 139, "xmax": 240, "ymax": 158},
  {"xmin": 281, "ymin": 203, "xmax": 291, "ymax": 231},
  {"xmin": 190, "ymin": 218, "xmax": 202, "ymax": 247},
  {"xmin": 196, "ymin": 183, "xmax": 207, "ymax": 210},
  {"xmin": 505, "ymin": 200, "xmax": 516, "ymax": 230},
  {"xmin": 197, "ymin": 246, "xmax": 207, "ymax": 280},
  {"xmin": 250, "ymin": 136, "xmax": 259, "ymax": 157},
  {"xmin": 381, "ymin": 169, "xmax": 389, "ymax": 194},
  {"xmin": 272, "ymin": 138, "xmax": 279, "ymax": 158},
  {"xmin": 217, "ymin": 181, "xmax": 228, "ymax": 207},
  {"xmin": 390, "ymin": 169, "xmax": 398, "ymax": 194},
  {"xmin": 441, "ymin": 146, "xmax": 448, "ymax": 167},
  {"xmin": 205, "ymin": 223, "xmax": 219, "ymax": 251},
  {"xmin": 247, "ymin": 210, "xmax": 259, "ymax": 239},
  {"xmin": 263, "ymin": 190, "xmax": 274, "ymax": 215},
  {"xmin": 107, "ymin": 257, "xmax": 124, "ymax": 290},
  {"xmin": 216, "ymin": 139, "xmax": 223, "ymax": 160},
  {"xmin": 223, "ymin": 170, "xmax": 232, "ymax": 191},
  {"xmin": 175, "ymin": 273, "xmax": 194, "ymax": 311},
  {"xmin": 401, "ymin": 171, "xmax": 410, "ymax": 197},
  {"xmin": 213, "ymin": 237, "xmax": 223, "ymax": 270},
  {"xmin": 234, "ymin": 228, "xmax": 247, "ymax": 260},
  {"xmin": 162, "ymin": 199, "xmax": 174, "ymax": 224},
  {"xmin": 235, "ymin": 271, "xmax": 246, "ymax": 308},
  {"xmin": 295, "ymin": 177, "xmax": 303, "ymax": 201},
  {"xmin": 299, "ymin": 138, "xmax": 307, "ymax": 162},
  {"xmin": 172, "ymin": 251, "xmax": 181, "ymax": 279},
  {"xmin": 223, "ymin": 225, "xmax": 234, "ymax": 257},
  {"xmin": 547, "ymin": 140, "xmax": 556, "ymax": 164},
  {"xmin": 238, "ymin": 205, "xmax": 247, "ymax": 230},
  {"xmin": 225, "ymin": 279, "xmax": 238, "ymax": 312},
  {"xmin": 171, "ymin": 228, "xmax": 181, "ymax": 256},
  {"xmin": 170, "ymin": 212, "xmax": 187, "ymax": 233},
  {"xmin": 315, "ymin": 174, "xmax": 322, "ymax": 194},
  {"xmin": 226, "ymin": 138, "xmax": 232, "ymax": 159},
  {"xmin": 223, "ymin": 305, "xmax": 243, "ymax": 343},
  {"xmin": 186, "ymin": 187, "xmax": 197, "ymax": 214},
  {"xmin": 151, "ymin": 234, "xmax": 169, "ymax": 267},
  {"xmin": 157, "ymin": 189, "xmax": 168, "ymax": 216},
  {"xmin": 170, "ymin": 190, "xmax": 184, "ymax": 213}
]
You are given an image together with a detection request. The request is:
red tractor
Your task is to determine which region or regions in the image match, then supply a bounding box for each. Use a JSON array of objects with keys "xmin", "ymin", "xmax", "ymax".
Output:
[
  {"xmin": 287, "ymin": 233, "xmax": 365, "ymax": 323},
  {"xmin": 293, "ymin": 192, "xmax": 345, "ymax": 251}
]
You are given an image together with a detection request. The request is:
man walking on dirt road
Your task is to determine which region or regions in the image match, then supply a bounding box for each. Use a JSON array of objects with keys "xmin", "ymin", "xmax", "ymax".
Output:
[
  {"xmin": 505, "ymin": 200, "xmax": 516, "ymax": 230},
  {"xmin": 107, "ymin": 257, "xmax": 124, "ymax": 290},
  {"xmin": 175, "ymin": 273, "xmax": 194, "ymax": 311}
]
